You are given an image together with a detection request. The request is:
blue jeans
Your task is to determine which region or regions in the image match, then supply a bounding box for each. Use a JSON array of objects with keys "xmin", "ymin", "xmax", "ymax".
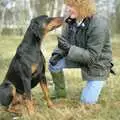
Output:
[{"xmin": 49, "ymin": 58, "xmax": 105, "ymax": 104}]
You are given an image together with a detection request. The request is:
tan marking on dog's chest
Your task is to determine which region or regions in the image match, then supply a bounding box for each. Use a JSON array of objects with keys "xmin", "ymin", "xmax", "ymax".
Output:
[{"xmin": 31, "ymin": 64, "xmax": 38, "ymax": 74}]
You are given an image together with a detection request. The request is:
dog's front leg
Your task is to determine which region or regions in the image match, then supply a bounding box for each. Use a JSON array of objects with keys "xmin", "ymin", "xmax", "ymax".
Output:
[
  {"xmin": 40, "ymin": 79, "xmax": 53, "ymax": 108},
  {"xmin": 24, "ymin": 98, "xmax": 34, "ymax": 115},
  {"xmin": 19, "ymin": 63, "xmax": 35, "ymax": 115},
  {"xmin": 23, "ymin": 78, "xmax": 35, "ymax": 115},
  {"xmin": 24, "ymin": 92, "xmax": 35, "ymax": 115}
]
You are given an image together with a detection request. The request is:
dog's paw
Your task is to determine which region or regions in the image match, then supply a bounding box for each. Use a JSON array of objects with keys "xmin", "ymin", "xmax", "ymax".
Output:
[
  {"xmin": 7, "ymin": 107, "xmax": 21, "ymax": 114},
  {"xmin": 24, "ymin": 100, "xmax": 35, "ymax": 115},
  {"xmin": 47, "ymin": 100, "xmax": 54, "ymax": 108}
]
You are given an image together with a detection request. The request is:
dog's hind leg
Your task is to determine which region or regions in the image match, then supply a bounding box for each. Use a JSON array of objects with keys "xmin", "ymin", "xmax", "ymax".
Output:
[
  {"xmin": 7, "ymin": 86, "xmax": 21, "ymax": 114},
  {"xmin": 40, "ymin": 78, "xmax": 53, "ymax": 108}
]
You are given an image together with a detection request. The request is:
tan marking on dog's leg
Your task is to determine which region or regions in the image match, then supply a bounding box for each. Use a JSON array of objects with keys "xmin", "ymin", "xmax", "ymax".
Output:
[
  {"xmin": 40, "ymin": 82, "xmax": 53, "ymax": 108},
  {"xmin": 25, "ymin": 99, "xmax": 35, "ymax": 115},
  {"xmin": 7, "ymin": 86, "xmax": 21, "ymax": 114},
  {"xmin": 12, "ymin": 85, "xmax": 16, "ymax": 98},
  {"xmin": 12, "ymin": 93, "xmax": 23, "ymax": 106},
  {"xmin": 8, "ymin": 85, "xmax": 16, "ymax": 106}
]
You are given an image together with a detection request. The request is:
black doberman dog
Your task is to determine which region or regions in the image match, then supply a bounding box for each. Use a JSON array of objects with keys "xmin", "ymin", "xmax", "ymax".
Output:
[{"xmin": 0, "ymin": 15, "xmax": 64, "ymax": 114}]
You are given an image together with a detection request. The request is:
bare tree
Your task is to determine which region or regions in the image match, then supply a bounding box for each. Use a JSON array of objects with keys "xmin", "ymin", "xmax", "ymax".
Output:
[{"xmin": 115, "ymin": 0, "xmax": 120, "ymax": 33}]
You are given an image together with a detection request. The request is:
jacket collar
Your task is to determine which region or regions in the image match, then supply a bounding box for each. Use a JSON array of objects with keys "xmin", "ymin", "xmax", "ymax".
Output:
[{"xmin": 77, "ymin": 17, "xmax": 91, "ymax": 30}]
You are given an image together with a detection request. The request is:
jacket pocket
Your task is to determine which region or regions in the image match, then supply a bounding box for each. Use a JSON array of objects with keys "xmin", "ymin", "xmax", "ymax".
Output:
[{"xmin": 87, "ymin": 63, "xmax": 109, "ymax": 76}]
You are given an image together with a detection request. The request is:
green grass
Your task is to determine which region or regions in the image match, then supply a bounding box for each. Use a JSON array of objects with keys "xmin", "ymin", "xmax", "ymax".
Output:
[{"xmin": 0, "ymin": 34, "xmax": 120, "ymax": 120}]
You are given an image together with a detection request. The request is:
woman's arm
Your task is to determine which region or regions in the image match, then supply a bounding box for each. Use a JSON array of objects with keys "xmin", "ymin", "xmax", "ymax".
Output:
[{"xmin": 67, "ymin": 16, "xmax": 110, "ymax": 65}]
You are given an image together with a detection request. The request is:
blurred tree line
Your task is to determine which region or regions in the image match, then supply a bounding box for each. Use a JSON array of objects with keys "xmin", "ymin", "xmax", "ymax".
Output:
[
  {"xmin": 115, "ymin": 0, "xmax": 120, "ymax": 33},
  {"xmin": 0, "ymin": 0, "xmax": 120, "ymax": 35}
]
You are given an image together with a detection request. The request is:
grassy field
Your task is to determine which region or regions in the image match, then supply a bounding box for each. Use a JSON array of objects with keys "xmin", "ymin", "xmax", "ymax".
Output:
[{"xmin": 0, "ymin": 34, "xmax": 120, "ymax": 120}]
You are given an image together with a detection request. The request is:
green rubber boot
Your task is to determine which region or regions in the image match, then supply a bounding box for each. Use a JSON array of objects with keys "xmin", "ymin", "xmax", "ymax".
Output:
[{"xmin": 50, "ymin": 71, "xmax": 66, "ymax": 99}]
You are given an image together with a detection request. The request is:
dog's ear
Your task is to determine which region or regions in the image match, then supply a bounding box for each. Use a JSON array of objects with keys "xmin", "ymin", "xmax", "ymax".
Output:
[{"xmin": 30, "ymin": 22, "xmax": 43, "ymax": 39}]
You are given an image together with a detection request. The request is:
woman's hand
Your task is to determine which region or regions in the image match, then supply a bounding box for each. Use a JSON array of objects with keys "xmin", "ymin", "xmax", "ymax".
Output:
[{"xmin": 58, "ymin": 36, "xmax": 71, "ymax": 55}]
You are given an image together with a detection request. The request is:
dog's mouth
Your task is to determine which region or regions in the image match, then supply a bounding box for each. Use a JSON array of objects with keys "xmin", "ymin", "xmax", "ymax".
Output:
[{"xmin": 45, "ymin": 17, "xmax": 64, "ymax": 32}]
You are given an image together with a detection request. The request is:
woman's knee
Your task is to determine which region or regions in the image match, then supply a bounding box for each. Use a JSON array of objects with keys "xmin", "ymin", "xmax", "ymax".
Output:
[{"xmin": 48, "ymin": 58, "xmax": 66, "ymax": 72}]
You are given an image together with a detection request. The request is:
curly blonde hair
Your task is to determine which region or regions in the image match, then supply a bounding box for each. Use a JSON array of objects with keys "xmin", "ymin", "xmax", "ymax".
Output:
[{"xmin": 64, "ymin": 0, "xmax": 96, "ymax": 19}]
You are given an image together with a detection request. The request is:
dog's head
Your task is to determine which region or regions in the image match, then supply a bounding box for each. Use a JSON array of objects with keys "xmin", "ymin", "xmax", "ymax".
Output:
[
  {"xmin": 0, "ymin": 81, "xmax": 15, "ymax": 106},
  {"xmin": 30, "ymin": 15, "xmax": 64, "ymax": 38}
]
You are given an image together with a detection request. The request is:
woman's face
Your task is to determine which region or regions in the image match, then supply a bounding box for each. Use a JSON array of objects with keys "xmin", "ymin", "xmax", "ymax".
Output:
[{"xmin": 66, "ymin": 5, "xmax": 79, "ymax": 19}]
